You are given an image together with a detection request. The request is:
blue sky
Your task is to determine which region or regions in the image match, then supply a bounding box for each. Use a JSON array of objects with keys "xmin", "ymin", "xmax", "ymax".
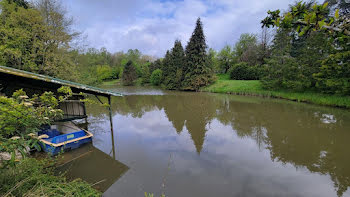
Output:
[{"xmin": 62, "ymin": 0, "xmax": 311, "ymax": 57}]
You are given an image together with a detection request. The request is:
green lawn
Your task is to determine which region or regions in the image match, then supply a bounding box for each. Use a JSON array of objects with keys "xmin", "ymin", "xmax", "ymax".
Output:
[
  {"xmin": 202, "ymin": 74, "xmax": 350, "ymax": 108},
  {"xmin": 101, "ymin": 79, "xmax": 120, "ymax": 86},
  {"xmin": 101, "ymin": 78, "xmax": 144, "ymax": 86}
]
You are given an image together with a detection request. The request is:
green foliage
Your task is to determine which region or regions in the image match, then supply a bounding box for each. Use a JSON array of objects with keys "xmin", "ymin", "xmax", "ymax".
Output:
[
  {"xmin": 229, "ymin": 63, "xmax": 259, "ymax": 80},
  {"xmin": 96, "ymin": 65, "xmax": 113, "ymax": 82},
  {"xmin": 161, "ymin": 50, "xmax": 173, "ymax": 87},
  {"xmin": 202, "ymin": 78, "xmax": 350, "ymax": 108},
  {"xmin": 314, "ymin": 51, "xmax": 350, "ymax": 94},
  {"xmin": 261, "ymin": 57, "xmax": 310, "ymax": 91},
  {"xmin": 122, "ymin": 60, "xmax": 138, "ymax": 86},
  {"xmin": 0, "ymin": 87, "xmax": 75, "ymax": 167},
  {"xmin": 144, "ymin": 192, "xmax": 165, "ymax": 197},
  {"xmin": 208, "ymin": 48, "xmax": 220, "ymax": 73},
  {"xmin": 234, "ymin": 33, "xmax": 259, "ymax": 66},
  {"xmin": 0, "ymin": 1, "xmax": 48, "ymax": 72},
  {"xmin": 140, "ymin": 63, "xmax": 151, "ymax": 84},
  {"xmin": 260, "ymin": 1, "xmax": 350, "ymax": 95},
  {"xmin": 0, "ymin": 89, "xmax": 63, "ymax": 138},
  {"xmin": 149, "ymin": 59, "xmax": 162, "ymax": 74},
  {"xmin": 182, "ymin": 18, "xmax": 215, "ymax": 91},
  {"xmin": 162, "ymin": 40, "xmax": 185, "ymax": 90},
  {"xmin": 0, "ymin": 0, "xmax": 79, "ymax": 81},
  {"xmin": 217, "ymin": 45, "xmax": 235, "ymax": 73},
  {"xmin": 0, "ymin": 158, "xmax": 101, "ymax": 196},
  {"xmin": 150, "ymin": 69, "xmax": 163, "ymax": 86}
]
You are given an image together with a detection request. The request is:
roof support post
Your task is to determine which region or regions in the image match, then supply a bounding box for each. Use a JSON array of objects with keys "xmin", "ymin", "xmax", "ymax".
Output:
[{"xmin": 108, "ymin": 95, "xmax": 116, "ymax": 160}]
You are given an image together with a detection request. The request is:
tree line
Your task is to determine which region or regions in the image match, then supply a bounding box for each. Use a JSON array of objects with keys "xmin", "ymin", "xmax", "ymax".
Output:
[
  {"xmin": 0, "ymin": 0, "xmax": 156, "ymax": 85},
  {"xmin": 206, "ymin": 0, "xmax": 349, "ymax": 95},
  {"xmin": 1, "ymin": 0, "xmax": 349, "ymax": 95}
]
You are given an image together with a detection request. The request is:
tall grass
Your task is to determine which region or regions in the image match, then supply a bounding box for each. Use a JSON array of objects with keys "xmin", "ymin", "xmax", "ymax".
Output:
[{"xmin": 0, "ymin": 158, "xmax": 101, "ymax": 197}]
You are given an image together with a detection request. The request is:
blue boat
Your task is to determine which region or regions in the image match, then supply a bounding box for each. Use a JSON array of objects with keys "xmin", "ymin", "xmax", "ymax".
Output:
[{"xmin": 38, "ymin": 128, "xmax": 93, "ymax": 155}]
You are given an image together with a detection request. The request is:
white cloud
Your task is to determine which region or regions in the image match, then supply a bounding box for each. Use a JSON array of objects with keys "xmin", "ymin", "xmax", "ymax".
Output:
[{"xmin": 63, "ymin": 0, "xmax": 299, "ymax": 57}]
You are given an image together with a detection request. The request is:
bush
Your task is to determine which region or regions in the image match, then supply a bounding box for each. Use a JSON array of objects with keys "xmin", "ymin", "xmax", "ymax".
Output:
[
  {"xmin": 111, "ymin": 67, "xmax": 121, "ymax": 79},
  {"xmin": 150, "ymin": 69, "xmax": 163, "ymax": 86},
  {"xmin": 0, "ymin": 89, "xmax": 64, "ymax": 138},
  {"xmin": 0, "ymin": 87, "xmax": 73, "ymax": 167},
  {"xmin": 96, "ymin": 65, "xmax": 113, "ymax": 82},
  {"xmin": 229, "ymin": 62, "xmax": 259, "ymax": 80}
]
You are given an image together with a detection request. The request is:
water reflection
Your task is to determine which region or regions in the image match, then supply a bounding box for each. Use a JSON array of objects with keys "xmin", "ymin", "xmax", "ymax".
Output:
[
  {"xmin": 57, "ymin": 144, "xmax": 129, "ymax": 192},
  {"xmin": 86, "ymin": 91, "xmax": 350, "ymax": 197}
]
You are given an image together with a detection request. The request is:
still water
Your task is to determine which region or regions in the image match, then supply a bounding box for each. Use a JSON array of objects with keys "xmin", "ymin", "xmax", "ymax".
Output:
[{"xmin": 64, "ymin": 86, "xmax": 350, "ymax": 197}]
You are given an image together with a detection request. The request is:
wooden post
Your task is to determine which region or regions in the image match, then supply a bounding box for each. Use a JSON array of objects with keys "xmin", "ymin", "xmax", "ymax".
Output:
[{"xmin": 108, "ymin": 96, "xmax": 116, "ymax": 160}]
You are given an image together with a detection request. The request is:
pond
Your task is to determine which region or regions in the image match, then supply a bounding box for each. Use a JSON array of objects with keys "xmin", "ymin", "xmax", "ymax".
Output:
[{"xmin": 63, "ymin": 86, "xmax": 350, "ymax": 197}]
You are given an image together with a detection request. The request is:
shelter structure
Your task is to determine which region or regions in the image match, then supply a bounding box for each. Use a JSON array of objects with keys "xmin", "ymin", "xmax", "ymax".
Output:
[{"xmin": 0, "ymin": 66, "xmax": 121, "ymax": 158}]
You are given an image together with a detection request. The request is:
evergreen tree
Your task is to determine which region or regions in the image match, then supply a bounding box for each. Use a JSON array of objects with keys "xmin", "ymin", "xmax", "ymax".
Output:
[
  {"xmin": 149, "ymin": 59, "xmax": 162, "ymax": 74},
  {"xmin": 163, "ymin": 40, "xmax": 185, "ymax": 90},
  {"xmin": 182, "ymin": 18, "xmax": 214, "ymax": 91},
  {"xmin": 161, "ymin": 50, "xmax": 173, "ymax": 86},
  {"xmin": 172, "ymin": 40, "xmax": 185, "ymax": 89},
  {"xmin": 122, "ymin": 60, "xmax": 137, "ymax": 86}
]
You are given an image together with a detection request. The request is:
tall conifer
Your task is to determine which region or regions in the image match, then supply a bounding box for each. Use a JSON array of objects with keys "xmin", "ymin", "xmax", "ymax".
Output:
[
  {"xmin": 163, "ymin": 40, "xmax": 185, "ymax": 90},
  {"xmin": 182, "ymin": 18, "xmax": 213, "ymax": 91},
  {"xmin": 172, "ymin": 40, "xmax": 185, "ymax": 89}
]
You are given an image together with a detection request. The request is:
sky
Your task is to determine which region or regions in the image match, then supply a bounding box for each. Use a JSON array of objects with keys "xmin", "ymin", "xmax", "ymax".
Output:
[{"xmin": 61, "ymin": 0, "xmax": 306, "ymax": 57}]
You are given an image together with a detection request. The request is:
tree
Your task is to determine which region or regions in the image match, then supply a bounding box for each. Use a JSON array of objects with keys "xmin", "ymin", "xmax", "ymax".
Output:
[
  {"xmin": 217, "ymin": 45, "xmax": 235, "ymax": 73},
  {"xmin": 0, "ymin": 1, "xmax": 47, "ymax": 72},
  {"xmin": 162, "ymin": 50, "xmax": 174, "ymax": 88},
  {"xmin": 140, "ymin": 63, "xmax": 151, "ymax": 84},
  {"xmin": 122, "ymin": 60, "xmax": 138, "ymax": 86},
  {"xmin": 257, "ymin": 27, "xmax": 274, "ymax": 65},
  {"xmin": 182, "ymin": 18, "xmax": 214, "ymax": 91},
  {"xmin": 261, "ymin": 1, "xmax": 350, "ymax": 94},
  {"xmin": 261, "ymin": 1, "xmax": 349, "ymax": 36},
  {"xmin": 162, "ymin": 40, "xmax": 185, "ymax": 90},
  {"xmin": 149, "ymin": 59, "xmax": 162, "ymax": 74},
  {"xmin": 0, "ymin": 0, "xmax": 79, "ymax": 81},
  {"xmin": 172, "ymin": 40, "xmax": 185, "ymax": 89},
  {"xmin": 207, "ymin": 48, "xmax": 219, "ymax": 73},
  {"xmin": 234, "ymin": 33, "xmax": 259, "ymax": 66}
]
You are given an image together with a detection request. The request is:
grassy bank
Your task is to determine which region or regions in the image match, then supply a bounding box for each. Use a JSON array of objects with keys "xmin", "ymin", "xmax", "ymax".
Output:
[
  {"xmin": 202, "ymin": 74, "xmax": 350, "ymax": 108},
  {"xmin": 101, "ymin": 78, "xmax": 144, "ymax": 86},
  {"xmin": 101, "ymin": 79, "xmax": 120, "ymax": 86}
]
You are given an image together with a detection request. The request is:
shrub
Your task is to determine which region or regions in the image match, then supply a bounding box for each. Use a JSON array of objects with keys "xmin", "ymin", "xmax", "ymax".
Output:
[
  {"xmin": 150, "ymin": 69, "xmax": 163, "ymax": 86},
  {"xmin": 0, "ymin": 87, "xmax": 72, "ymax": 167},
  {"xmin": 229, "ymin": 62, "xmax": 259, "ymax": 80},
  {"xmin": 96, "ymin": 65, "xmax": 113, "ymax": 82},
  {"xmin": 0, "ymin": 89, "xmax": 64, "ymax": 138}
]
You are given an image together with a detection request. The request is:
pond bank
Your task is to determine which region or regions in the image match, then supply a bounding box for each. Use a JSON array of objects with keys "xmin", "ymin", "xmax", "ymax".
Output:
[{"xmin": 201, "ymin": 76, "xmax": 350, "ymax": 108}]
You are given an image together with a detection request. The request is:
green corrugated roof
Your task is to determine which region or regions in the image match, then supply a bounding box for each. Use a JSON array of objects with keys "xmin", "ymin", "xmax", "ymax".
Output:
[{"xmin": 0, "ymin": 66, "xmax": 122, "ymax": 97}]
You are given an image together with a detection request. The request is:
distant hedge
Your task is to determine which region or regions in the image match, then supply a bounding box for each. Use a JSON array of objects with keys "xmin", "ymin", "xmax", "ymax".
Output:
[{"xmin": 229, "ymin": 63, "xmax": 259, "ymax": 80}]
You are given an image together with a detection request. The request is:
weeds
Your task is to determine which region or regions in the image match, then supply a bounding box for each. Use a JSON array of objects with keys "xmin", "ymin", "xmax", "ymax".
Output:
[{"xmin": 0, "ymin": 157, "xmax": 101, "ymax": 197}]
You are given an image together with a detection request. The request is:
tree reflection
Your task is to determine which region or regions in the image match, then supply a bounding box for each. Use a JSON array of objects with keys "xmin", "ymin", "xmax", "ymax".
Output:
[{"xmin": 87, "ymin": 93, "xmax": 350, "ymax": 196}]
